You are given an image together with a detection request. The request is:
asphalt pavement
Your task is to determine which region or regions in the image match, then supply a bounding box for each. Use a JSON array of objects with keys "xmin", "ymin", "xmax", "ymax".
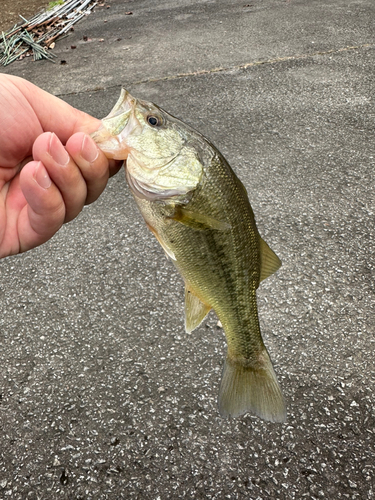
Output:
[{"xmin": 1, "ymin": 0, "xmax": 374, "ymax": 498}]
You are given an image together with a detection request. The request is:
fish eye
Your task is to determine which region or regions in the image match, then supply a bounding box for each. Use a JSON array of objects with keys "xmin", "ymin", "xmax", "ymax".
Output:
[{"xmin": 147, "ymin": 115, "xmax": 162, "ymax": 127}]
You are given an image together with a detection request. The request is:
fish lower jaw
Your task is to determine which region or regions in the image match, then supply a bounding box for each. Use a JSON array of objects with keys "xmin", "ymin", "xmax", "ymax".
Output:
[
  {"xmin": 107, "ymin": 138, "xmax": 131, "ymax": 160},
  {"xmin": 91, "ymin": 131, "xmax": 131, "ymax": 161}
]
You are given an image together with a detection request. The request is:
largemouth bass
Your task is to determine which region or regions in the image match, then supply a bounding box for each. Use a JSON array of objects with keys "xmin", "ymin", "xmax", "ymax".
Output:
[{"xmin": 92, "ymin": 89, "xmax": 286, "ymax": 422}]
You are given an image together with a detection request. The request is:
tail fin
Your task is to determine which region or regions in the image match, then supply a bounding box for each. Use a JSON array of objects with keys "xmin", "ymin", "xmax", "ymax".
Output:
[{"xmin": 218, "ymin": 350, "xmax": 286, "ymax": 423}]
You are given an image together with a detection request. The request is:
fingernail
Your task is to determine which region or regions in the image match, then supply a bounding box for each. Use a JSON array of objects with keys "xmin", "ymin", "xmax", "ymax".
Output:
[
  {"xmin": 35, "ymin": 162, "xmax": 51, "ymax": 189},
  {"xmin": 49, "ymin": 133, "xmax": 69, "ymax": 166},
  {"xmin": 81, "ymin": 135, "xmax": 99, "ymax": 163}
]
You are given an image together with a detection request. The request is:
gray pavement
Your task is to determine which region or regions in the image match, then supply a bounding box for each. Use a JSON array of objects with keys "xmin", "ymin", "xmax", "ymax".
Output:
[{"xmin": 1, "ymin": 0, "xmax": 374, "ymax": 498}]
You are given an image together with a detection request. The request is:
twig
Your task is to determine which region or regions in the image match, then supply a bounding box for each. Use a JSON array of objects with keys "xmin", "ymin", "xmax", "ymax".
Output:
[{"xmin": 0, "ymin": 0, "xmax": 98, "ymax": 66}]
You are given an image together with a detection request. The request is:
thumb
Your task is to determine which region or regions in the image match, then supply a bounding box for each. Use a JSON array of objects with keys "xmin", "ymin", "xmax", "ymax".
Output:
[{"xmin": 13, "ymin": 75, "xmax": 102, "ymax": 142}]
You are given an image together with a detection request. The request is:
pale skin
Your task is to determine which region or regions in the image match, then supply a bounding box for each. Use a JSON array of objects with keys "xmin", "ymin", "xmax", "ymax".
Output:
[{"xmin": 0, "ymin": 74, "xmax": 122, "ymax": 259}]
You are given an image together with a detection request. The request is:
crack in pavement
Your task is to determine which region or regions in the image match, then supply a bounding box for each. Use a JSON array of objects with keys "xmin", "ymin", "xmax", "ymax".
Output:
[
  {"xmin": 57, "ymin": 43, "xmax": 374, "ymax": 98},
  {"xmin": 132, "ymin": 43, "xmax": 374, "ymax": 85}
]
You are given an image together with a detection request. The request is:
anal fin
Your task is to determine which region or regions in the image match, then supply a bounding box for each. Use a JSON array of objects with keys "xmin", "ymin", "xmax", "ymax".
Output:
[
  {"xmin": 259, "ymin": 238, "xmax": 282, "ymax": 282},
  {"xmin": 185, "ymin": 284, "xmax": 211, "ymax": 333}
]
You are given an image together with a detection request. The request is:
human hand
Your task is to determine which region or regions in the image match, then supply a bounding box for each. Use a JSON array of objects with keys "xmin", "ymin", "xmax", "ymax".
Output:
[{"xmin": 0, "ymin": 75, "xmax": 122, "ymax": 259}]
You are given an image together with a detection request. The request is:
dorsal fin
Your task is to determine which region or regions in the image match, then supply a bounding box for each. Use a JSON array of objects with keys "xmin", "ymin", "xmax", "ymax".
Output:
[
  {"xmin": 185, "ymin": 284, "xmax": 211, "ymax": 333},
  {"xmin": 259, "ymin": 238, "xmax": 282, "ymax": 282}
]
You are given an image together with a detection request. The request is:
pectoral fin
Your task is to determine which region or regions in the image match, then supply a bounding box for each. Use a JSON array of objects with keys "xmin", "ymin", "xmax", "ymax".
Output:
[
  {"xmin": 185, "ymin": 284, "xmax": 211, "ymax": 333},
  {"xmin": 170, "ymin": 206, "xmax": 231, "ymax": 231},
  {"xmin": 259, "ymin": 238, "xmax": 282, "ymax": 282}
]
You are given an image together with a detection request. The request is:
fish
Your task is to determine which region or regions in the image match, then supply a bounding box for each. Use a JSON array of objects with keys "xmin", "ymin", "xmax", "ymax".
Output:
[{"xmin": 91, "ymin": 89, "xmax": 286, "ymax": 422}]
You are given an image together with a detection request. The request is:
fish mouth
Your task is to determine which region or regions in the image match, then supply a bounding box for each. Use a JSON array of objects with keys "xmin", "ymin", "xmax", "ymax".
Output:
[
  {"xmin": 125, "ymin": 168, "xmax": 190, "ymax": 201},
  {"xmin": 90, "ymin": 89, "xmax": 142, "ymax": 160}
]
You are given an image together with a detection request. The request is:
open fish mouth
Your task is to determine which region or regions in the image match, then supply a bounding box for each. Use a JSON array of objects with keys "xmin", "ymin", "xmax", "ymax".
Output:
[{"xmin": 90, "ymin": 89, "xmax": 142, "ymax": 160}]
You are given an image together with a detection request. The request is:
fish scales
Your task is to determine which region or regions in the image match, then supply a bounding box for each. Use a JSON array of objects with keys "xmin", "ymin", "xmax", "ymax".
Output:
[{"xmin": 91, "ymin": 89, "xmax": 286, "ymax": 423}]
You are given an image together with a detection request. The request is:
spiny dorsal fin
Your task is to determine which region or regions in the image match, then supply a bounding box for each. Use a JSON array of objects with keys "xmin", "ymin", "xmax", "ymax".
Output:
[
  {"xmin": 259, "ymin": 238, "xmax": 282, "ymax": 282},
  {"xmin": 185, "ymin": 284, "xmax": 211, "ymax": 333},
  {"xmin": 170, "ymin": 206, "xmax": 231, "ymax": 231}
]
